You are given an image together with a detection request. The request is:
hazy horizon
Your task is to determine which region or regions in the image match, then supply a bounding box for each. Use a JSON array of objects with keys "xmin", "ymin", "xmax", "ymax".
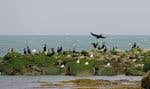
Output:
[{"xmin": 0, "ymin": 0, "xmax": 150, "ymax": 35}]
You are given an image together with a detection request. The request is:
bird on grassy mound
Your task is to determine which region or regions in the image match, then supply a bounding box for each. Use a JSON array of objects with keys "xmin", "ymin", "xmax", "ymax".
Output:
[
  {"xmin": 92, "ymin": 42, "xmax": 98, "ymax": 49},
  {"xmin": 43, "ymin": 44, "xmax": 47, "ymax": 52},
  {"xmin": 57, "ymin": 46, "xmax": 62, "ymax": 53}
]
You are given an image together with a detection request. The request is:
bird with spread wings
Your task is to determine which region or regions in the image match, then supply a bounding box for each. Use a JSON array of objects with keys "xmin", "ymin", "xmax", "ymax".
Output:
[{"xmin": 90, "ymin": 32, "xmax": 106, "ymax": 39}]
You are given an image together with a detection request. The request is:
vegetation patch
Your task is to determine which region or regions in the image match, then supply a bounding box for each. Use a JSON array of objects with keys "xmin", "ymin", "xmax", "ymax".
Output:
[{"xmin": 100, "ymin": 67, "xmax": 117, "ymax": 76}]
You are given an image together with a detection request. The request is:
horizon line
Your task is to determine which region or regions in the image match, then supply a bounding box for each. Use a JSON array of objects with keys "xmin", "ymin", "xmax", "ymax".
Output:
[{"xmin": 0, "ymin": 34, "xmax": 150, "ymax": 36}]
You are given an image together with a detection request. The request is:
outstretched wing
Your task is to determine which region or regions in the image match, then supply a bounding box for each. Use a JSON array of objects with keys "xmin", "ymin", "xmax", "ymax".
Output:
[
  {"xmin": 100, "ymin": 34, "xmax": 106, "ymax": 38},
  {"xmin": 90, "ymin": 32, "xmax": 106, "ymax": 39},
  {"xmin": 90, "ymin": 32, "xmax": 99, "ymax": 37}
]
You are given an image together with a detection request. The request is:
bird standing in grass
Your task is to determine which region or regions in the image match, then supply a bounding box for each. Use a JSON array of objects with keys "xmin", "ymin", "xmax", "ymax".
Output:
[
  {"xmin": 32, "ymin": 49, "xmax": 36, "ymax": 54},
  {"xmin": 57, "ymin": 46, "xmax": 62, "ymax": 53},
  {"xmin": 92, "ymin": 42, "xmax": 98, "ymax": 49},
  {"xmin": 27, "ymin": 46, "xmax": 31, "ymax": 54},
  {"xmin": 23, "ymin": 48, "xmax": 27, "ymax": 55},
  {"xmin": 60, "ymin": 64, "xmax": 65, "ymax": 68},
  {"xmin": 77, "ymin": 60, "xmax": 80, "ymax": 64},
  {"xmin": 85, "ymin": 62, "xmax": 89, "ymax": 65},
  {"xmin": 43, "ymin": 44, "xmax": 47, "ymax": 52}
]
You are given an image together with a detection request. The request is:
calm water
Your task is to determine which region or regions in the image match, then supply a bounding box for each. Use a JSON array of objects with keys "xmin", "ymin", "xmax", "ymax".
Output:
[
  {"xmin": 0, "ymin": 75, "xmax": 142, "ymax": 89},
  {"xmin": 0, "ymin": 35, "xmax": 150, "ymax": 56}
]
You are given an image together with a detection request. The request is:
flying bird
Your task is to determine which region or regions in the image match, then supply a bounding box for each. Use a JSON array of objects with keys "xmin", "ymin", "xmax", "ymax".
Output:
[{"xmin": 90, "ymin": 32, "xmax": 106, "ymax": 39}]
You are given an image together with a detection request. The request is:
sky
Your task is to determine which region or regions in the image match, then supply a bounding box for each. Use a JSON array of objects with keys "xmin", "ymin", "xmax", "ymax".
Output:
[{"xmin": 0, "ymin": 0, "xmax": 150, "ymax": 35}]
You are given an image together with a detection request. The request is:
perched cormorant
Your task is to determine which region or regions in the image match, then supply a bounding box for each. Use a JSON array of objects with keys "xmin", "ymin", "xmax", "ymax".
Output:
[
  {"xmin": 27, "ymin": 46, "xmax": 31, "ymax": 54},
  {"xmin": 98, "ymin": 45, "xmax": 101, "ymax": 50},
  {"xmin": 43, "ymin": 44, "xmax": 47, "ymax": 52},
  {"xmin": 92, "ymin": 42, "xmax": 98, "ymax": 49},
  {"xmin": 101, "ymin": 42, "xmax": 106, "ymax": 49},
  {"xmin": 90, "ymin": 32, "xmax": 106, "ymax": 39},
  {"xmin": 98, "ymin": 42, "xmax": 107, "ymax": 52},
  {"xmin": 103, "ymin": 46, "xmax": 107, "ymax": 52},
  {"xmin": 51, "ymin": 48, "xmax": 55, "ymax": 55},
  {"xmin": 11, "ymin": 48, "xmax": 14, "ymax": 52},
  {"xmin": 57, "ymin": 46, "xmax": 62, "ymax": 53},
  {"xmin": 23, "ymin": 48, "xmax": 27, "ymax": 55},
  {"xmin": 132, "ymin": 42, "xmax": 138, "ymax": 49},
  {"xmin": 73, "ymin": 48, "xmax": 76, "ymax": 53},
  {"xmin": 46, "ymin": 48, "xmax": 55, "ymax": 57}
]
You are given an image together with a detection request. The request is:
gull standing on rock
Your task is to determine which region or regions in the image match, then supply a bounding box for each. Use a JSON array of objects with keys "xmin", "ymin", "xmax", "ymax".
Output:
[{"xmin": 77, "ymin": 60, "xmax": 80, "ymax": 64}]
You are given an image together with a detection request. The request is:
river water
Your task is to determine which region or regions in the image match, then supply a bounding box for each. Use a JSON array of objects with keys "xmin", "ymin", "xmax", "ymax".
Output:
[{"xmin": 0, "ymin": 75, "xmax": 142, "ymax": 89}]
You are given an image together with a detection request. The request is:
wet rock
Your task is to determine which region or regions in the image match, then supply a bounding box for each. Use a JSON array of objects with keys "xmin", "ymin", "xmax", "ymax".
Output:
[{"xmin": 141, "ymin": 71, "xmax": 150, "ymax": 89}]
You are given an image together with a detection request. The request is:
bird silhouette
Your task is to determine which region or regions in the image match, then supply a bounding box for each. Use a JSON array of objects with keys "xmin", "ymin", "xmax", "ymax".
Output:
[
  {"xmin": 101, "ymin": 42, "xmax": 106, "ymax": 49},
  {"xmin": 43, "ymin": 44, "xmax": 47, "ymax": 52},
  {"xmin": 103, "ymin": 46, "xmax": 107, "ymax": 52},
  {"xmin": 27, "ymin": 46, "xmax": 31, "ymax": 54},
  {"xmin": 132, "ymin": 42, "xmax": 138, "ymax": 49},
  {"xmin": 51, "ymin": 48, "xmax": 55, "ymax": 55},
  {"xmin": 23, "ymin": 48, "xmax": 27, "ymax": 55},
  {"xmin": 90, "ymin": 32, "xmax": 106, "ymax": 39},
  {"xmin": 92, "ymin": 42, "xmax": 99, "ymax": 48},
  {"xmin": 57, "ymin": 46, "xmax": 62, "ymax": 53},
  {"xmin": 73, "ymin": 48, "xmax": 76, "ymax": 53}
]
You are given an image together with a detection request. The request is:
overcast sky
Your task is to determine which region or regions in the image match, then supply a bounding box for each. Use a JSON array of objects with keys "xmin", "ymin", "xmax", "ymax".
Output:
[{"xmin": 0, "ymin": 0, "xmax": 150, "ymax": 35}]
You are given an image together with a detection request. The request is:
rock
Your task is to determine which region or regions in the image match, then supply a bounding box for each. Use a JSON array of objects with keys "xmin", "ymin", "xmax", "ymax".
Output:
[
  {"xmin": 67, "ymin": 55, "xmax": 71, "ymax": 58},
  {"xmin": 135, "ymin": 64, "xmax": 144, "ymax": 68},
  {"xmin": 115, "ymin": 49, "xmax": 125, "ymax": 53},
  {"xmin": 141, "ymin": 71, "xmax": 150, "ymax": 89}
]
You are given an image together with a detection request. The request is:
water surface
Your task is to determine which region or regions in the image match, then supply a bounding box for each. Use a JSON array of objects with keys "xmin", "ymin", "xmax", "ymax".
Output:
[
  {"xmin": 0, "ymin": 75, "xmax": 142, "ymax": 89},
  {"xmin": 0, "ymin": 35, "xmax": 150, "ymax": 57}
]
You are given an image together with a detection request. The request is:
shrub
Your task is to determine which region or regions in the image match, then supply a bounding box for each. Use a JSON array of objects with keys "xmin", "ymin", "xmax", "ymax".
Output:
[
  {"xmin": 3, "ymin": 59, "xmax": 26, "ymax": 75},
  {"xmin": 125, "ymin": 67, "xmax": 143, "ymax": 76},
  {"xmin": 143, "ymin": 58, "xmax": 150, "ymax": 72},
  {"xmin": 100, "ymin": 67, "xmax": 117, "ymax": 76},
  {"xmin": 66, "ymin": 60, "xmax": 94, "ymax": 76},
  {"xmin": 3, "ymin": 52, "xmax": 22, "ymax": 61},
  {"xmin": 81, "ymin": 50, "xmax": 89, "ymax": 56},
  {"xmin": 45, "ymin": 65, "xmax": 63, "ymax": 75}
]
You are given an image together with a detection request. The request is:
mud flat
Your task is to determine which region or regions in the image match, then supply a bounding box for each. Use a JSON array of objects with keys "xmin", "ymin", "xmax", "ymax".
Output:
[{"xmin": 0, "ymin": 75, "xmax": 142, "ymax": 89}]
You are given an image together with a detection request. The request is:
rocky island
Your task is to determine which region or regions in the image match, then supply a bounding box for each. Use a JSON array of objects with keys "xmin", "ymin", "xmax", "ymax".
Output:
[{"xmin": 0, "ymin": 46, "xmax": 150, "ymax": 76}]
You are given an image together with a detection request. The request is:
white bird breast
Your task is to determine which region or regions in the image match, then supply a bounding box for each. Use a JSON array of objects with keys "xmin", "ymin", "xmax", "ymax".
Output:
[
  {"xmin": 60, "ymin": 64, "xmax": 65, "ymax": 68},
  {"xmin": 77, "ymin": 60, "xmax": 80, "ymax": 63},
  {"xmin": 85, "ymin": 62, "xmax": 89, "ymax": 65},
  {"xmin": 32, "ymin": 49, "xmax": 36, "ymax": 53}
]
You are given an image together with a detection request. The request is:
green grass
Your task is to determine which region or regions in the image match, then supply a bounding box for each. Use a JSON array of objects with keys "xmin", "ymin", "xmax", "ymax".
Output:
[
  {"xmin": 100, "ymin": 67, "xmax": 117, "ymax": 76},
  {"xmin": 143, "ymin": 59, "xmax": 150, "ymax": 72},
  {"xmin": 0, "ymin": 50, "xmax": 148, "ymax": 76},
  {"xmin": 66, "ymin": 59, "xmax": 95, "ymax": 76},
  {"xmin": 125, "ymin": 67, "xmax": 143, "ymax": 76}
]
